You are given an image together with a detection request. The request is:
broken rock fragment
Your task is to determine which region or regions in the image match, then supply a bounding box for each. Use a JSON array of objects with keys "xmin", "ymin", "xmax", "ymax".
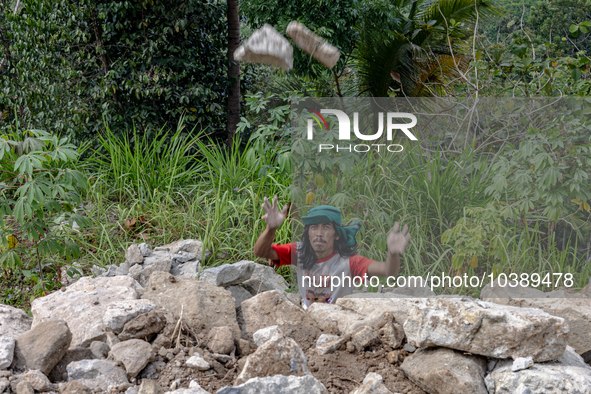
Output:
[{"xmin": 234, "ymin": 24, "xmax": 293, "ymax": 70}]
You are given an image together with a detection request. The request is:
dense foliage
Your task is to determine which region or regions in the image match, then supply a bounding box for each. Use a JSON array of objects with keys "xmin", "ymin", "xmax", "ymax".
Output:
[{"xmin": 0, "ymin": 0, "xmax": 228, "ymax": 141}]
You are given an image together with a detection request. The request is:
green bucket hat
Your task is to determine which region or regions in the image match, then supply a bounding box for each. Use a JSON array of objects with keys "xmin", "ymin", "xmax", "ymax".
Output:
[{"xmin": 302, "ymin": 205, "xmax": 361, "ymax": 247}]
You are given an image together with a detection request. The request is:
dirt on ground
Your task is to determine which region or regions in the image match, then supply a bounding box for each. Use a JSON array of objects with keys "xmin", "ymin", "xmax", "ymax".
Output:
[{"xmin": 154, "ymin": 344, "xmax": 425, "ymax": 394}]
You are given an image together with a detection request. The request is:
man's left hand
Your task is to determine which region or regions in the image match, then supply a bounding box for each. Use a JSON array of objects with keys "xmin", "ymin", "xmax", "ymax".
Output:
[{"xmin": 387, "ymin": 222, "xmax": 411, "ymax": 255}]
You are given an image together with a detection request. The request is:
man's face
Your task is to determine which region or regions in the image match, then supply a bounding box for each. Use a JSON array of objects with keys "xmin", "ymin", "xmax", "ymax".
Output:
[{"xmin": 308, "ymin": 222, "xmax": 339, "ymax": 257}]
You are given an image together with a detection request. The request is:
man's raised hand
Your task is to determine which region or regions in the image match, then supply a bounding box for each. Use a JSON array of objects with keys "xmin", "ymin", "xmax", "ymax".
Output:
[
  {"xmin": 387, "ymin": 222, "xmax": 411, "ymax": 255},
  {"xmin": 261, "ymin": 196, "xmax": 288, "ymax": 230}
]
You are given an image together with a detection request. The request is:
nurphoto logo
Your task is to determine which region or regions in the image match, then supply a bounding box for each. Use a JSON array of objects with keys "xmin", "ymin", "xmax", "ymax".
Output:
[{"xmin": 306, "ymin": 108, "xmax": 418, "ymax": 152}]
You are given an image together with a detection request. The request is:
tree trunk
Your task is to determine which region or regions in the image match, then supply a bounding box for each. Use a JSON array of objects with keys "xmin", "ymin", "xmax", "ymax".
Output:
[{"xmin": 227, "ymin": 0, "xmax": 240, "ymax": 148}]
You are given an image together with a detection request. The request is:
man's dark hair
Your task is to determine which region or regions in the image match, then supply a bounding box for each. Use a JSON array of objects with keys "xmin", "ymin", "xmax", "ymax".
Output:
[{"xmin": 297, "ymin": 223, "xmax": 358, "ymax": 270}]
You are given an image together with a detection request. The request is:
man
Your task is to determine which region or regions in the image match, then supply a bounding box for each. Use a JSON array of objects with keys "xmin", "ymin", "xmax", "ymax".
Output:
[{"xmin": 253, "ymin": 196, "xmax": 411, "ymax": 308}]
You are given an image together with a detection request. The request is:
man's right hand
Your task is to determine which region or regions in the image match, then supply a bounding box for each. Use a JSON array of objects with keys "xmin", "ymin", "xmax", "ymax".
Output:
[{"xmin": 261, "ymin": 195, "xmax": 288, "ymax": 229}]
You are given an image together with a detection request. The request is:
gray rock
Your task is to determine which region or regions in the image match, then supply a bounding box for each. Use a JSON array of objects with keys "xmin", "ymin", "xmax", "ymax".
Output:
[
  {"xmin": 48, "ymin": 347, "xmax": 94, "ymax": 382},
  {"xmin": 0, "ymin": 378, "xmax": 9, "ymax": 393},
  {"xmin": 252, "ymin": 326, "xmax": 282, "ymax": 347},
  {"xmin": 235, "ymin": 333, "xmax": 309, "ymax": 385},
  {"xmin": 218, "ymin": 374, "xmax": 328, "ymax": 394},
  {"xmin": 138, "ymin": 360, "xmax": 166, "ymax": 380},
  {"xmin": 178, "ymin": 260, "xmax": 201, "ymax": 279},
  {"xmin": 351, "ymin": 373, "xmax": 393, "ymax": 394},
  {"xmin": 31, "ymin": 276, "xmax": 142, "ymax": 349},
  {"xmin": 186, "ymin": 355, "xmax": 210, "ymax": 371},
  {"xmin": 207, "ymin": 326, "xmax": 235, "ymax": 355},
  {"xmin": 0, "ymin": 305, "xmax": 32, "ymax": 339},
  {"xmin": 116, "ymin": 262, "xmax": 131, "ymax": 276},
  {"xmin": 90, "ymin": 341, "xmax": 110, "ymax": 359},
  {"xmin": 109, "ymin": 339, "xmax": 154, "ymax": 378},
  {"xmin": 233, "ymin": 24, "xmax": 294, "ymax": 71},
  {"xmin": 226, "ymin": 286, "xmax": 252, "ymax": 308},
  {"xmin": 118, "ymin": 310, "xmax": 166, "ymax": 342},
  {"xmin": 336, "ymin": 296, "xmax": 424, "ymax": 329},
  {"xmin": 512, "ymin": 356, "xmax": 534, "ymax": 372},
  {"xmin": 67, "ymin": 359, "xmax": 128, "ymax": 390},
  {"xmin": 155, "ymin": 239, "xmax": 204, "ymax": 258},
  {"xmin": 306, "ymin": 303, "xmax": 393, "ymax": 337},
  {"xmin": 315, "ymin": 336, "xmax": 349, "ymax": 356},
  {"xmin": 403, "ymin": 297, "xmax": 569, "ymax": 361},
  {"xmin": 487, "ymin": 345, "xmax": 591, "ymax": 393},
  {"xmin": 141, "ymin": 272, "xmax": 241, "ymax": 340},
  {"xmin": 22, "ymin": 370, "xmax": 53, "ymax": 392},
  {"xmin": 0, "ymin": 336, "xmax": 15, "ymax": 369},
  {"xmin": 351, "ymin": 327, "xmax": 379, "ymax": 350},
  {"xmin": 138, "ymin": 243, "xmax": 153, "ymax": 257},
  {"xmin": 242, "ymin": 264, "xmax": 288, "ymax": 295},
  {"xmin": 91, "ymin": 265, "xmax": 106, "ymax": 277},
  {"xmin": 482, "ymin": 281, "xmax": 591, "ymax": 357},
  {"xmin": 286, "ymin": 21, "xmax": 340, "ymax": 69},
  {"xmin": 103, "ymin": 299, "xmax": 156, "ymax": 334},
  {"xmin": 60, "ymin": 380, "xmax": 92, "ymax": 393},
  {"xmin": 379, "ymin": 322, "xmax": 405, "ymax": 349},
  {"xmin": 199, "ymin": 261, "xmax": 255, "ymax": 287},
  {"xmin": 138, "ymin": 379, "xmax": 161, "ymax": 394},
  {"xmin": 403, "ymin": 343, "xmax": 416, "ymax": 353},
  {"xmin": 11, "ymin": 320, "xmax": 72, "ymax": 375},
  {"xmin": 15, "ymin": 380, "xmax": 34, "ymax": 394},
  {"xmin": 129, "ymin": 251, "xmax": 172, "ymax": 287},
  {"xmin": 172, "ymin": 251, "xmax": 196, "ymax": 264},
  {"xmin": 316, "ymin": 334, "xmax": 340, "ymax": 348},
  {"xmin": 104, "ymin": 264, "xmax": 119, "ymax": 277},
  {"xmin": 126, "ymin": 244, "xmax": 144, "ymax": 265},
  {"xmin": 401, "ymin": 347, "xmax": 488, "ymax": 394},
  {"xmin": 240, "ymin": 290, "xmax": 320, "ymax": 350}
]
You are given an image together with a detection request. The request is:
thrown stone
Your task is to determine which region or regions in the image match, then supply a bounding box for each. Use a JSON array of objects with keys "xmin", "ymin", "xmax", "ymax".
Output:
[
  {"xmin": 403, "ymin": 297, "xmax": 569, "ymax": 361},
  {"xmin": 11, "ymin": 320, "xmax": 72, "ymax": 375},
  {"xmin": 286, "ymin": 21, "xmax": 340, "ymax": 69},
  {"xmin": 234, "ymin": 333, "xmax": 310, "ymax": 385},
  {"xmin": 126, "ymin": 244, "xmax": 144, "ymax": 265},
  {"xmin": 0, "ymin": 305, "xmax": 32, "ymax": 339},
  {"xmin": 253, "ymin": 326, "xmax": 283, "ymax": 347},
  {"xmin": 218, "ymin": 374, "xmax": 328, "ymax": 394},
  {"xmin": 186, "ymin": 355, "xmax": 210, "ymax": 371},
  {"xmin": 199, "ymin": 260, "xmax": 255, "ymax": 287},
  {"xmin": 109, "ymin": 339, "xmax": 155, "ymax": 378},
  {"xmin": 67, "ymin": 359, "xmax": 128, "ymax": 391},
  {"xmin": 401, "ymin": 347, "xmax": 488, "ymax": 394},
  {"xmin": 351, "ymin": 373, "xmax": 393, "ymax": 394},
  {"xmin": 0, "ymin": 336, "xmax": 15, "ymax": 369},
  {"xmin": 234, "ymin": 24, "xmax": 293, "ymax": 71}
]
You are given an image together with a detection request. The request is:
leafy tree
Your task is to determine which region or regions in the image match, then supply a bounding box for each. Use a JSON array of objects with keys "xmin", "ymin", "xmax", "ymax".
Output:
[
  {"xmin": 0, "ymin": 128, "xmax": 88, "ymax": 294},
  {"xmin": 0, "ymin": 0, "xmax": 229, "ymax": 142}
]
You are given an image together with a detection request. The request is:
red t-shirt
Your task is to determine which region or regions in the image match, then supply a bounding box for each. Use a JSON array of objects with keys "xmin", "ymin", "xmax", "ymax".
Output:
[{"xmin": 271, "ymin": 242, "xmax": 374, "ymax": 277}]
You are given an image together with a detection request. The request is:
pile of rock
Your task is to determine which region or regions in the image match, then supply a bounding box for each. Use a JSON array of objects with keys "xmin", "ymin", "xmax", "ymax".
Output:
[{"xmin": 1, "ymin": 239, "xmax": 591, "ymax": 394}]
